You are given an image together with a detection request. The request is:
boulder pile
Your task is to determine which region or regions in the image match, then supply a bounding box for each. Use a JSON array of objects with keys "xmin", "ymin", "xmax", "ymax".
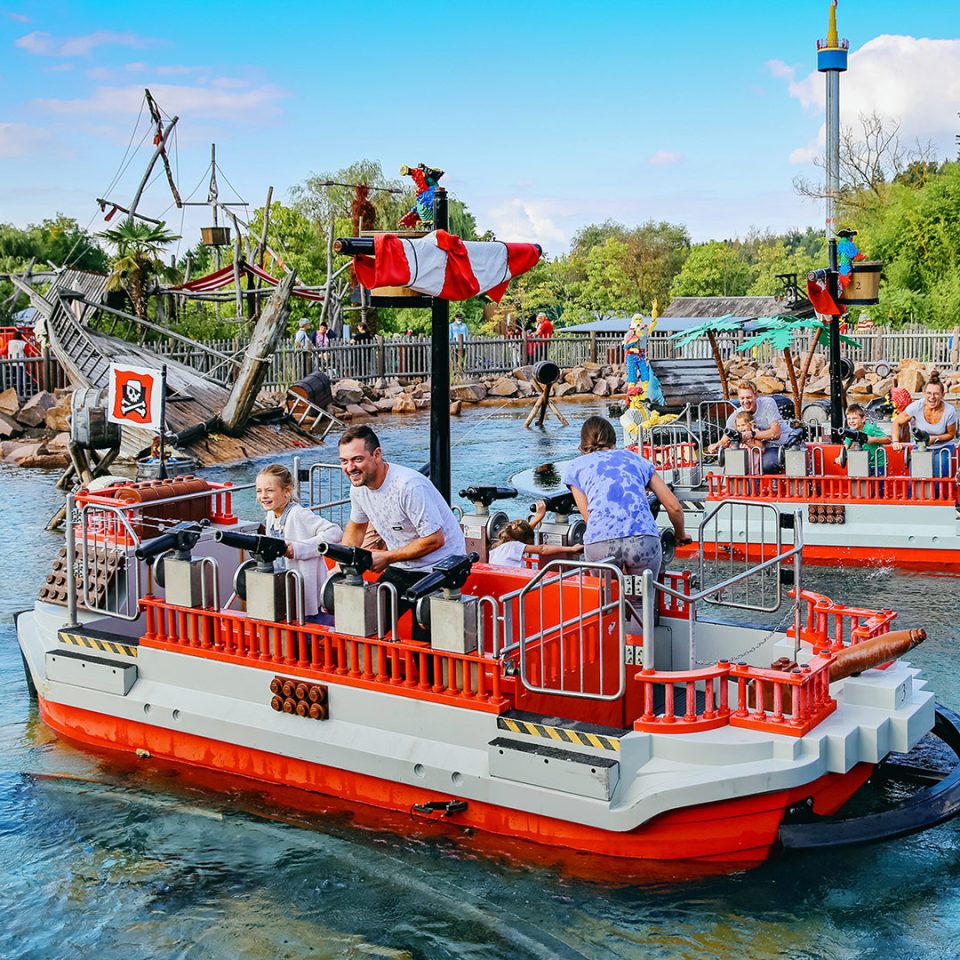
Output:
[
  {"xmin": 0, "ymin": 388, "xmax": 72, "ymax": 468},
  {"xmin": 725, "ymin": 356, "xmax": 960, "ymax": 403},
  {"xmin": 263, "ymin": 363, "xmax": 629, "ymax": 422}
]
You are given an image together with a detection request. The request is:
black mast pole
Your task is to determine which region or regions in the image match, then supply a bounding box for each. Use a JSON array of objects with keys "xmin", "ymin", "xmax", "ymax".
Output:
[
  {"xmin": 429, "ymin": 188, "xmax": 451, "ymax": 502},
  {"xmin": 827, "ymin": 238, "xmax": 844, "ymax": 440}
]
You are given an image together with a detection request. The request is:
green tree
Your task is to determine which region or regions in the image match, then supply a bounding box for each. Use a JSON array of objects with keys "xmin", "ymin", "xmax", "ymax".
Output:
[
  {"xmin": 670, "ymin": 241, "xmax": 751, "ymax": 298},
  {"xmin": 100, "ymin": 220, "xmax": 180, "ymax": 320}
]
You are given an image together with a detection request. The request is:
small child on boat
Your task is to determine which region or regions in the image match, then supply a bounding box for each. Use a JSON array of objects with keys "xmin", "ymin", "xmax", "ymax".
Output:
[
  {"xmin": 734, "ymin": 410, "xmax": 765, "ymax": 468},
  {"xmin": 488, "ymin": 501, "xmax": 583, "ymax": 568},
  {"xmin": 838, "ymin": 403, "xmax": 889, "ymax": 473},
  {"xmin": 256, "ymin": 464, "xmax": 343, "ymax": 624}
]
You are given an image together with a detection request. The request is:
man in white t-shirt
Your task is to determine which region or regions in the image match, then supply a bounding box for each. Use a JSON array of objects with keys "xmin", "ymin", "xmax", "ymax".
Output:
[{"xmin": 338, "ymin": 424, "xmax": 466, "ymax": 639}]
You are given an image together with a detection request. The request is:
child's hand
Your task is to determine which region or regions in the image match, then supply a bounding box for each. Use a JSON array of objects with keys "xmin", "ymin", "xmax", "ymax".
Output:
[
  {"xmin": 531, "ymin": 501, "xmax": 547, "ymax": 521},
  {"xmin": 285, "ymin": 543, "xmax": 295, "ymax": 559}
]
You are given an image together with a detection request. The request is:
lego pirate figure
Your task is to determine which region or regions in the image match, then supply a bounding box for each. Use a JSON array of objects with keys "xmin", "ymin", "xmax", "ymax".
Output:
[
  {"xmin": 622, "ymin": 308, "xmax": 665, "ymax": 405},
  {"xmin": 836, "ymin": 228, "xmax": 864, "ymax": 291},
  {"xmin": 398, "ymin": 163, "xmax": 444, "ymax": 229},
  {"xmin": 619, "ymin": 382, "xmax": 678, "ymax": 446}
]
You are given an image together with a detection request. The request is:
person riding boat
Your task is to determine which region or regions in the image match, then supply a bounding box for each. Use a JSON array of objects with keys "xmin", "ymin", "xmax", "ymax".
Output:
[
  {"xmin": 891, "ymin": 372, "xmax": 957, "ymax": 478},
  {"xmin": 562, "ymin": 416, "xmax": 691, "ymax": 609},
  {"xmin": 889, "ymin": 386, "xmax": 912, "ymax": 443},
  {"xmin": 708, "ymin": 381, "xmax": 802, "ymax": 474},
  {"xmin": 488, "ymin": 501, "xmax": 582, "ymax": 568},
  {"xmin": 839, "ymin": 403, "xmax": 890, "ymax": 474}
]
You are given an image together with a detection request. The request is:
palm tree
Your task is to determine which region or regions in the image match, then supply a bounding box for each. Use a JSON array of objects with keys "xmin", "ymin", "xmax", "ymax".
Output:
[
  {"xmin": 668, "ymin": 315, "xmax": 745, "ymax": 400},
  {"xmin": 100, "ymin": 220, "xmax": 180, "ymax": 320},
  {"xmin": 738, "ymin": 315, "xmax": 860, "ymax": 416}
]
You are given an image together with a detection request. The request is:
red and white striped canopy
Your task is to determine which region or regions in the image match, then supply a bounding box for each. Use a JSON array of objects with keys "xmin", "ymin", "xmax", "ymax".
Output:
[{"xmin": 353, "ymin": 231, "xmax": 541, "ymax": 303}]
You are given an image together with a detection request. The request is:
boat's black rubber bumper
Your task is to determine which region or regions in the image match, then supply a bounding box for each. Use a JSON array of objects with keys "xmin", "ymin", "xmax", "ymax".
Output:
[{"xmin": 779, "ymin": 704, "xmax": 960, "ymax": 850}]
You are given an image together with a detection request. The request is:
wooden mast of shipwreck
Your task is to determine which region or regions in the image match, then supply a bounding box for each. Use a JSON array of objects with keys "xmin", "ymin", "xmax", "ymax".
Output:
[{"xmin": 220, "ymin": 269, "xmax": 298, "ymax": 436}]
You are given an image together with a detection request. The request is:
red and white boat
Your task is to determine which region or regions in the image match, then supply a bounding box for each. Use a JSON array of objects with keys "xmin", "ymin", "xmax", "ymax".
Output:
[{"xmin": 16, "ymin": 471, "xmax": 960, "ymax": 868}]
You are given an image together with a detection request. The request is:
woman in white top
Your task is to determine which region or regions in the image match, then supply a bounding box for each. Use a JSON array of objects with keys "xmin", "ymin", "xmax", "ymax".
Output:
[
  {"xmin": 891, "ymin": 372, "xmax": 958, "ymax": 477},
  {"xmin": 256, "ymin": 464, "xmax": 343, "ymax": 623}
]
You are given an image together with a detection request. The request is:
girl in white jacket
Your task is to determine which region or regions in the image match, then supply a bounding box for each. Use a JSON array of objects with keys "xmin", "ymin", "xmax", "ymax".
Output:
[{"xmin": 256, "ymin": 464, "xmax": 343, "ymax": 624}]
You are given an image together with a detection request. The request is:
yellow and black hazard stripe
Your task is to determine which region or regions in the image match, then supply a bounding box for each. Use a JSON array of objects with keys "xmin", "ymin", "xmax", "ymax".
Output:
[
  {"xmin": 58, "ymin": 630, "xmax": 138, "ymax": 658},
  {"xmin": 497, "ymin": 716, "xmax": 621, "ymax": 752}
]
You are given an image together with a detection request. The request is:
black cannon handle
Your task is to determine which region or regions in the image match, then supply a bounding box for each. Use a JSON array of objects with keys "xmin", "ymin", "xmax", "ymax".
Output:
[
  {"xmin": 317, "ymin": 541, "xmax": 374, "ymax": 576},
  {"xmin": 214, "ymin": 529, "xmax": 288, "ymax": 564},
  {"xmin": 533, "ymin": 491, "xmax": 578, "ymax": 515},
  {"xmin": 135, "ymin": 520, "xmax": 209, "ymax": 561},
  {"xmin": 402, "ymin": 553, "xmax": 480, "ymax": 603},
  {"xmin": 459, "ymin": 486, "xmax": 518, "ymax": 508}
]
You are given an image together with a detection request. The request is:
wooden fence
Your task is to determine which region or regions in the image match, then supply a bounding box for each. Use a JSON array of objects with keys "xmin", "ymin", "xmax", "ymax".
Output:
[{"xmin": 0, "ymin": 354, "xmax": 70, "ymax": 401}]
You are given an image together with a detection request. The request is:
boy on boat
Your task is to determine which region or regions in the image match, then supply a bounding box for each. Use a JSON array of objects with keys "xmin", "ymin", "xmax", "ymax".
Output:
[{"xmin": 839, "ymin": 403, "xmax": 889, "ymax": 473}]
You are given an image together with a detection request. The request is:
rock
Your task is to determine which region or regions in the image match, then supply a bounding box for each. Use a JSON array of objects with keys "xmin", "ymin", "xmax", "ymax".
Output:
[
  {"xmin": 18, "ymin": 452, "xmax": 70, "ymax": 469},
  {"xmin": 451, "ymin": 383, "xmax": 487, "ymax": 403},
  {"xmin": 605, "ymin": 375, "xmax": 620, "ymax": 392},
  {"xmin": 898, "ymin": 366, "xmax": 926, "ymax": 393},
  {"xmin": 592, "ymin": 379, "xmax": 611, "ymax": 397},
  {"xmin": 332, "ymin": 379, "xmax": 365, "ymax": 405},
  {"xmin": 360, "ymin": 402, "xmax": 380, "ymax": 415},
  {"xmin": 513, "ymin": 366, "xmax": 534, "ymax": 381},
  {"xmin": 516, "ymin": 379, "xmax": 535, "ymax": 397},
  {"xmin": 16, "ymin": 391, "xmax": 57, "ymax": 428},
  {"xmin": 553, "ymin": 382, "xmax": 575, "ymax": 398},
  {"xmin": 1, "ymin": 440, "xmax": 37, "ymax": 462},
  {"xmin": 413, "ymin": 382, "xmax": 431, "ymax": 397},
  {"xmin": 852, "ymin": 363, "xmax": 867, "ymax": 381},
  {"xmin": 383, "ymin": 383, "xmax": 404, "ymax": 397},
  {"xmin": 45, "ymin": 395, "xmax": 73, "ymax": 432},
  {"xmin": 0, "ymin": 388, "xmax": 19, "ymax": 417},
  {"xmin": 403, "ymin": 384, "xmax": 417, "ymax": 394},
  {"xmin": 46, "ymin": 432, "xmax": 70, "ymax": 452},
  {"xmin": 754, "ymin": 375, "xmax": 785, "ymax": 394},
  {"xmin": 805, "ymin": 374, "xmax": 831, "ymax": 395},
  {"xmin": 450, "ymin": 400, "xmax": 462, "ymax": 417},
  {"xmin": 414, "ymin": 398, "xmax": 430, "ymax": 410},
  {"xmin": 0, "ymin": 412, "xmax": 22, "ymax": 438},
  {"xmin": 392, "ymin": 394, "xmax": 417, "ymax": 414},
  {"xmin": 374, "ymin": 397, "xmax": 396, "ymax": 412},
  {"xmin": 583, "ymin": 361, "xmax": 602, "ymax": 371},
  {"xmin": 488, "ymin": 377, "xmax": 519, "ymax": 397},
  {"xmin": 564, "ymin": 368, "xmax": 594, "ymax": 393},
  {"xmin": 345, "ymin": 403, "xmax": 370, "ymax": 418}
]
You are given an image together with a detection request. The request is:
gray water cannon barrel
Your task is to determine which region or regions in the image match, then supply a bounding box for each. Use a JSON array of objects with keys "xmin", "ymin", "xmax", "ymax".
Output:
[{"xmin": 532, "ymin": 360, "xmax": 561, "ymax": 387}]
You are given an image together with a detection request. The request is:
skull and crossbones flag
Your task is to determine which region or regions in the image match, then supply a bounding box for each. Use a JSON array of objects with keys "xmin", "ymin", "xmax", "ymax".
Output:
[{"xmin": 108, "ymin": 363, "xmax": 163, "ymax": 428}]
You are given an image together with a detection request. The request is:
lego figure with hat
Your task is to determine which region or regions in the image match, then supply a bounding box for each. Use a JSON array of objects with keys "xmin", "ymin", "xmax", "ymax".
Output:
[
  {"xmin": 622, "ymin": 302, "xmax": 665, "ymax": 405},
  {"xmin": 619, "ymin": 382, "xmax": 678, "ymax": 446}
]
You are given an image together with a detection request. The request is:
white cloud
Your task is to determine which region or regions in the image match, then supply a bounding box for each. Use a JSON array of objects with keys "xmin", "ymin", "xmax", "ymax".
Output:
[
  {"xmin": 648, "ymin": 150, "xmax": 684, "ymax": 166},
  {"xmin": 43, "ymin": 63, "xmax": 73, "ymax": 73},
  {"xmin": 15, "ymin": 29, "xmax": 152, "ymax": 56},
  {"xmin": 34, "ymin": 81, "xmax": 289, "ymax": 121},
  {"xmin": 485, "ymin": 198, "xmax": 570, "ymax": 253},
  {"xmin": 776, "ymin": 35, "xmax": 960, "ymax": 162},
  {"xmin": 788, "ymin": 145, "xmax": 819, "ymax": 165},
  {"xmin": 0, "ymin": 122, "xmax": 52, "ymax": 157},
  {"xmin": 15, "ymin": 30, "xmax": 54, "ymax": 54},
  {"xmin": 765, "ymin": 59, "xmax": 795, "ymax": 80},
  {"xmin": 5, "ymin": 10, "xmax": 30, "ymax": 22}
]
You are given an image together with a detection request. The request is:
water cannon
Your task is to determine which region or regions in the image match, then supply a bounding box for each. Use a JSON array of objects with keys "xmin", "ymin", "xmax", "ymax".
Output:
[
  {"xmin": 534, "ymin": 491, "xmax": 577, "ymax": 518},
  {"xmin": 460, "ymin": 487, "xmax": 517, "ymax": 562},
  {"xmin": 136, "ymin": 519, "xmax": 209, "ymax": 564},
  {"xmin": 843, "ymin": 428, "xmax": 870, "ymax": 449},
  {"xmin": 404, "ymin": 554, "xmax": 481, "ymax": 655},
  {"xmin": 214, "ymin": 530, "xmax": 287, "ymax": 572},
  {"xmin": 912, "ymin": 427, "xmax": 930, "ymax": 448},
  {"xmin": 719, "ymin": 428, "xmax": 753, "ymax": 476},
  {"xmin": 535, "ymin": 492, "xmax": 585, "ymax": 548},
  {"xmin": 460, "ymin": 486, "xmax": 518, "ymax": 512},
  {"xmin": 404, "ymin": 553, "xmax": 479, "ymax": 606},
  {"xmin": 215, "ymin": 530, "xmax": 290, "ymax": 622},
  {"xmin": 137, "ymin": 519, "xmax": 212, "ymax": 608},
  {"xmin": 318, "ymin": 542, "xmax": 373, "ymax": 583}
]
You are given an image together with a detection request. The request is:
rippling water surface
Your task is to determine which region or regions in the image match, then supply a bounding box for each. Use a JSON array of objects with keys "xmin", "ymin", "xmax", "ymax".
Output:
[{"xmin": 3, "ymin": 401, "xmax": 960, "ymax": 960}]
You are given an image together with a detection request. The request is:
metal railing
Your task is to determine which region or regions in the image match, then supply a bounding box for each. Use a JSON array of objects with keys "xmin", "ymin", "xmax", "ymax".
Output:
[
  {"xmin": 697, "ymin": 500, "xmax": 795, "ymax": 613},
  {"xmin": 0, "ymin": 354, "xmax": 69, "ymax": 400},
  {"xmin": 515, "ymin": 558, "xmax": 627, "ymax": 701},
  {"xmin": 297, "ymin": 460, "xmax": 351, "ymax": 530}
]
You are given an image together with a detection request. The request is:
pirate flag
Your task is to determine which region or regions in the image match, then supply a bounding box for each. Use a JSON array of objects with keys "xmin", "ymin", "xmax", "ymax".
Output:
[{"xmin": 108, "ymin": 363, "xmax": 163, "ymax": 428}]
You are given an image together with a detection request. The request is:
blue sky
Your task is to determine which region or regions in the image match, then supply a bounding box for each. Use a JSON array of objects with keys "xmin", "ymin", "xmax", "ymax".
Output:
[{"xmin": 1, "ymin": 1, "xmax": 958, "ymax": 257}]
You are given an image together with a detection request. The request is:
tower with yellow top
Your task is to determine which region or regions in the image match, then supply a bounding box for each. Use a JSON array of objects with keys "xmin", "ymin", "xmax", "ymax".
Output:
[{"xmin": 817, "ymin": 1, "xmax": 849, "ymax": 242}]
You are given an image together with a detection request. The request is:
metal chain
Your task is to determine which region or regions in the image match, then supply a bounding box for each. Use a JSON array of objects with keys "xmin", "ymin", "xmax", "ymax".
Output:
[{"xmin": 692, "ymin": 599, "xmax": 801, "ymax": 666}]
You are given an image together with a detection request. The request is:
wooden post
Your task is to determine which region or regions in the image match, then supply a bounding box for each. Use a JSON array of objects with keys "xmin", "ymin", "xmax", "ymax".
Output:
[
  {"xmin": 590, "ymin": 331, "xmax": 597, "ymax": 364},
  {"xmin": 220, "ymin": 270, "xmax": 298, "ymax": 436},
  {"xmin": 128, "ymin": 116, "xmax": 179, "ymax": 223},
  {"xmin": 375, "ymin": 335, "xmax": 385, "ymax": 379}
]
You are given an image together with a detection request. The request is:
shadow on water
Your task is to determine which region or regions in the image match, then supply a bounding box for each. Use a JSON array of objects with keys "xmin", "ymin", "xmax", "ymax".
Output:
[{"xmin": 4, "ymin": 404, "xmax": 960, "ymax": 958}]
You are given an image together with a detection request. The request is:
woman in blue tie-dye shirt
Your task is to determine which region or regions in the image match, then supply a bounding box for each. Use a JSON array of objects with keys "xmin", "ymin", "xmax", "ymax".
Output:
[{"xmin": 562, "ymin": 416, "xmax": 691, "ymax": 585}]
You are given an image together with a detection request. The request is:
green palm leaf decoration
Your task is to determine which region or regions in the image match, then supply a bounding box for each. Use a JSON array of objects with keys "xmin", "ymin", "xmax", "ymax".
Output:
[{"xmin": 667, "ymin": 315, "xmax": 746, "ymax": 399}]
